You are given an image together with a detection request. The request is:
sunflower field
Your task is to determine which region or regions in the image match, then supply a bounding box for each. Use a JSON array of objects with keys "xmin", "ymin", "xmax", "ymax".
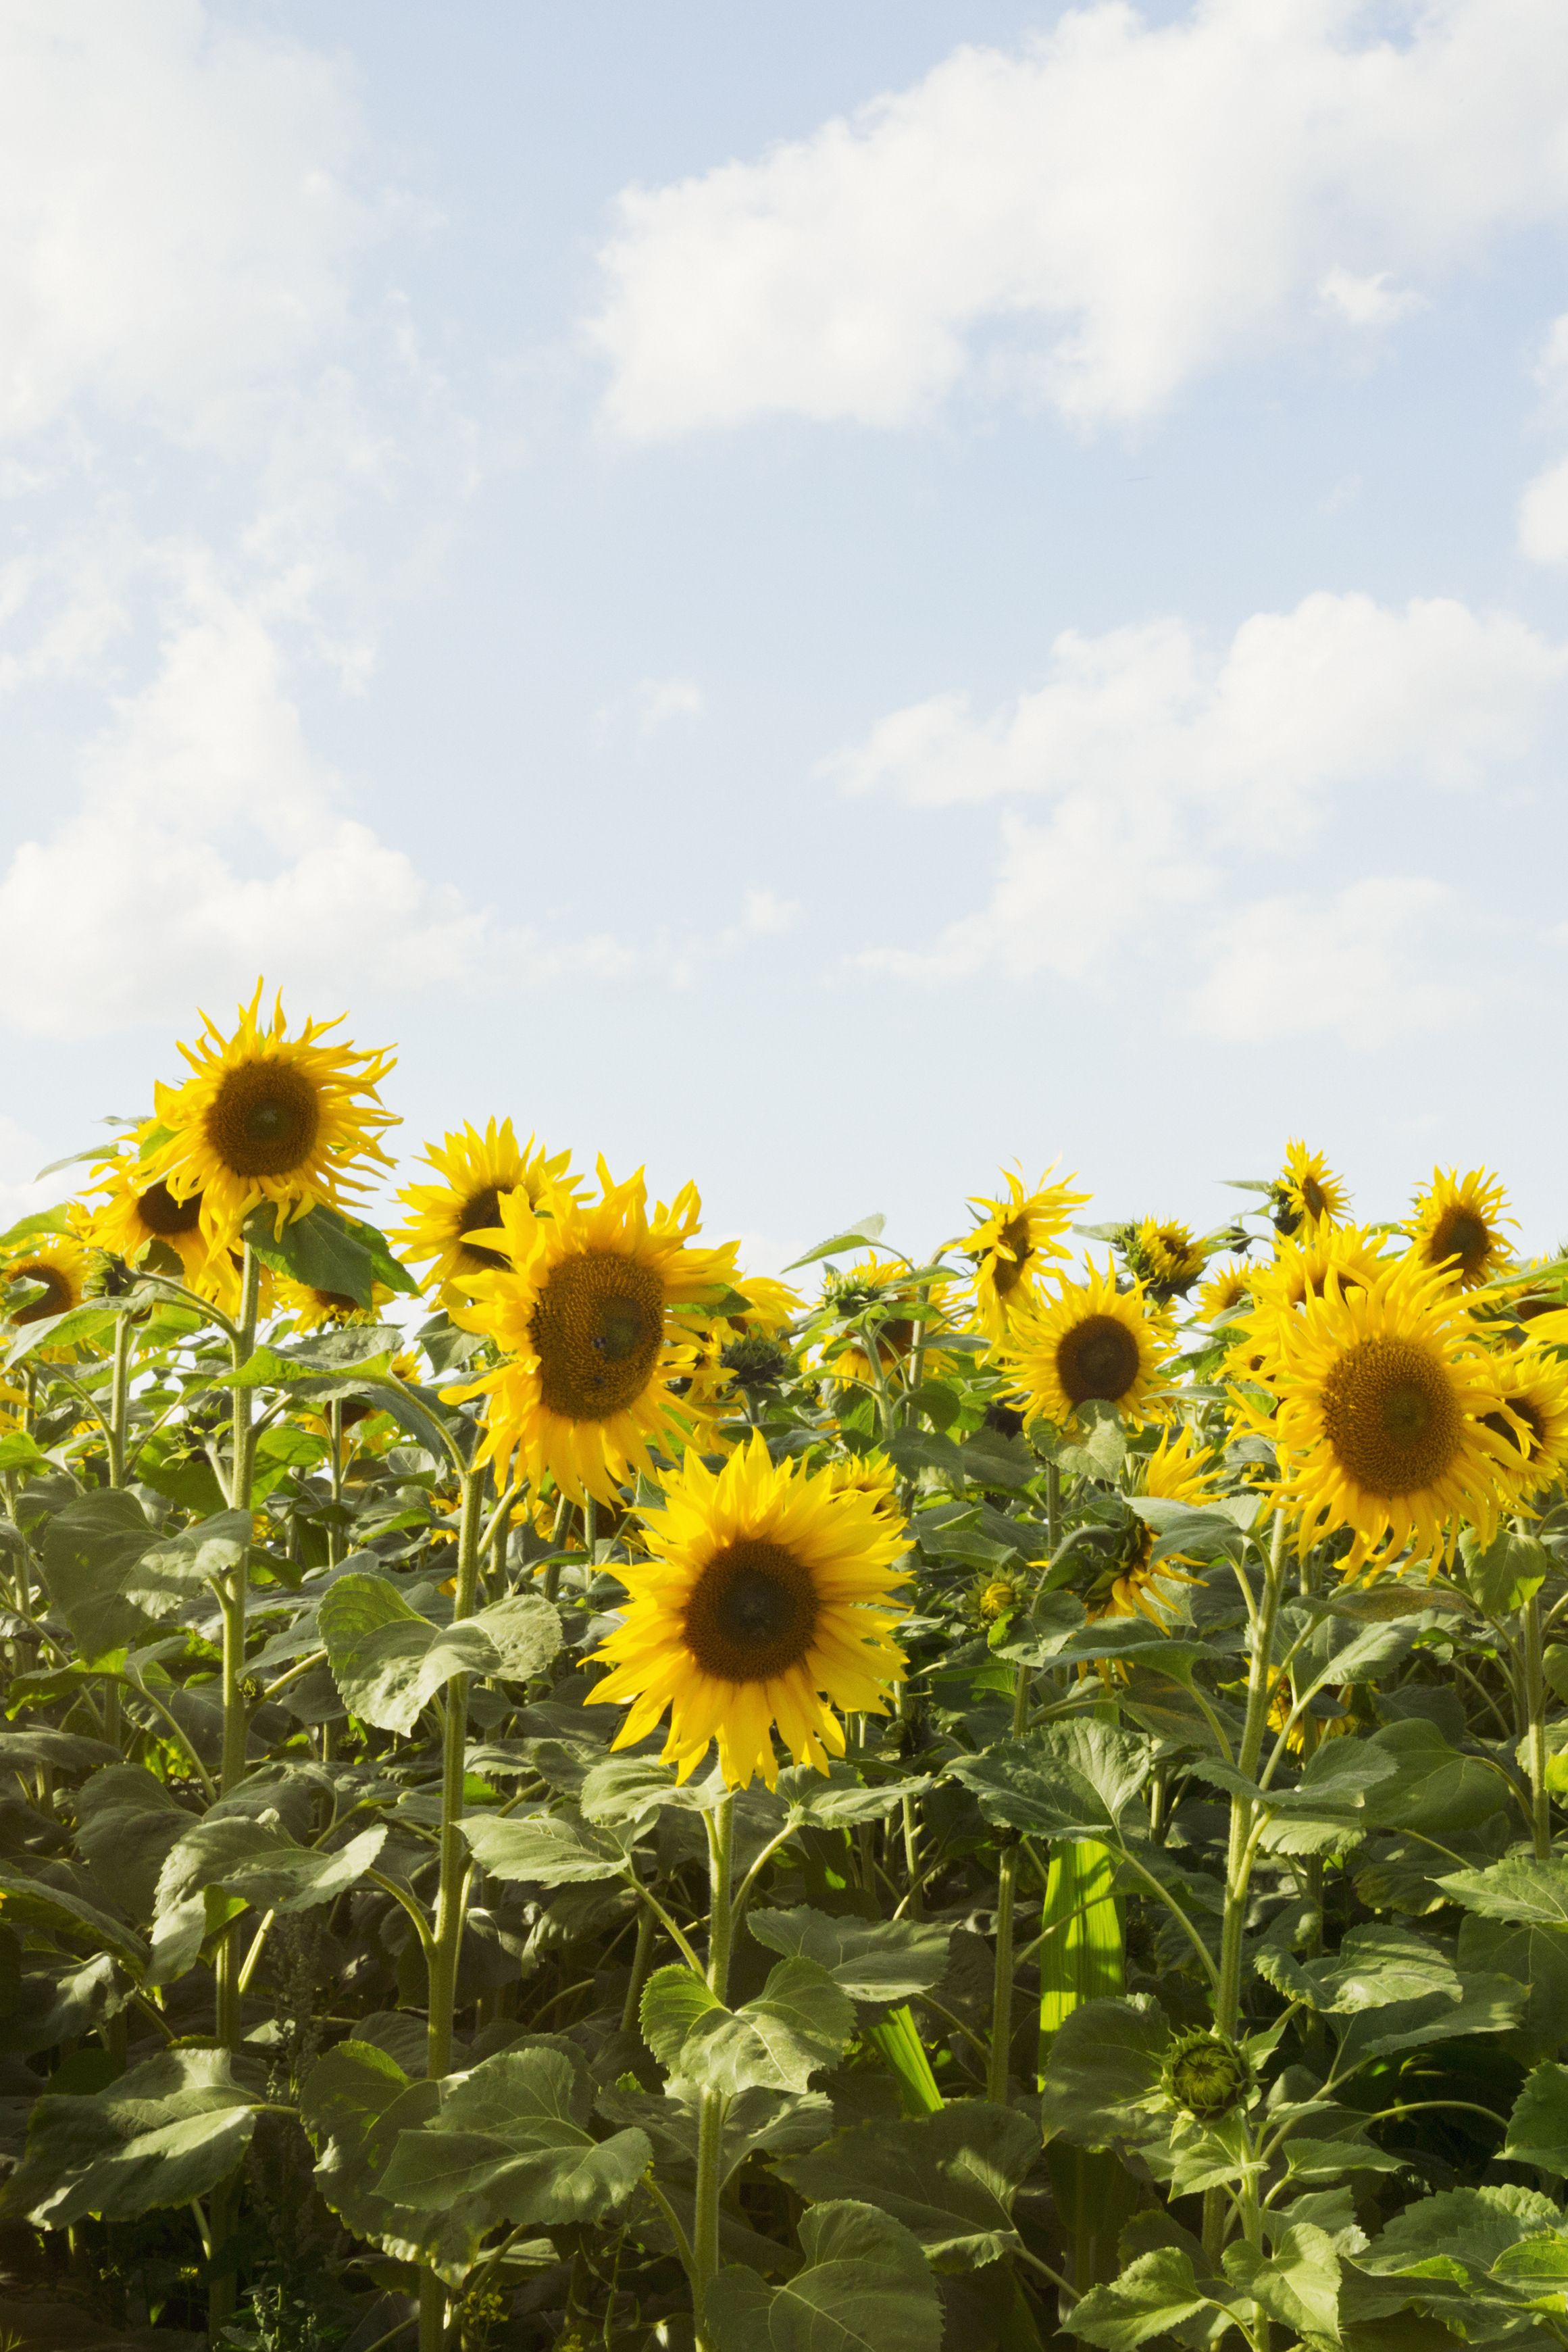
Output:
[{"xmin": 3, "ymin": 994, "xmax": 1568, "ymax": 2352}]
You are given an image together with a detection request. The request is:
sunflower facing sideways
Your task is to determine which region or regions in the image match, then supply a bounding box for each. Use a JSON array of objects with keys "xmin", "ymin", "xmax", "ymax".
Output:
[
  {"xmin": 1088, "ymin": 1424, "xmax": 1225, "ymax": 1622},
  {"xmin": 395, "ymin": 1119, "xmax": 578, "ymax": 1299},
  {"xmin": 952, "ymin": 1165, "xmax": 1088, "ymax": 1338},
  {"xmin": 0, "ymin": 1232, "xmax": 90, "ymax": 1327},
  {"xmin": 1001, "ymin": 1261, "xmax": 1174, "ymax": 1430},
  {"xmin": 585, "ymin": 1432, "xmax": 910, "ymax": 1787},
  {"xmin": 820, "ymin": 1256, "xmax": 947, "ymax": 1391},
  {"xmin": 141, "ymin": 983, "xmax": 397, "ymax": 1253},
  {"xmin": 1124, "ymin": 1218, "xmax": 1207, "ymax": 1302},
  {"xmin": 84, "ymin": 1130, "xmax": 238, "ymax": 1311},
  {"xmin": 1480, "ymin": 1345, "xmax": 1568, "ymax": 1503},
  {"xmin": 1408, "ymin": 1166, "xmax": 1515, "ymax": 1292},
  {"xmin": 1270, "ymin": 1139, "xmax": 1350, "ymax": 1236},
  {"xmin": 449, "ymin": 1159, "xmax": 740, "ymax": 1505},
  {"xmin": 1197, "ymin": 1259, "xmax": 1253, "ymax": 1325},
  {"xmin": 1244, "ymin": 1256, "xmax": 1533, "ymax": 1574}
]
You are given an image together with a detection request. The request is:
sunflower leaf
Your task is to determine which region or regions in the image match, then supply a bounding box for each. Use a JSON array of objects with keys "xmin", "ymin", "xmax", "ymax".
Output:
[
  {"xmin": 461, "ymin": 1805, "xmax": 634, "ymax": 1887},
  {"xmin": 782, "ymin": 1216, "xmax": 886, "ymax": 1273},
  {"xmin": 705, "ymin": 2198, "xmax": 942, "ymax": 2352},
  {"xmin": 772, "ymin": 2099, "xmax": 1038, "ymax": 2271},
  {"xmin": 241, "ymin": 1203, "xmax": 380, "ymax": 1309},
  {"xmin": 0, "ymin": 2049, "xmax": 259, "ymax": 2227},
  {"xmin": 647, "ymin": 1957, "xmax": 856, "ymax": 2096},
  {"xmin": 299, "ymin": 2041, "xmax": 474, "ymax": 2282},
  {"xmin": 746, "ymin": 1907, "xmax": 951, "ymax": 2009}
]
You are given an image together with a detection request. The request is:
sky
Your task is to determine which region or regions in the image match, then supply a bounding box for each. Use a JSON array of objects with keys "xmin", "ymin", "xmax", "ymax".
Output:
[{"xmin": 3, "ymin": 0, "xmax": 1568, "ymax": 1276}]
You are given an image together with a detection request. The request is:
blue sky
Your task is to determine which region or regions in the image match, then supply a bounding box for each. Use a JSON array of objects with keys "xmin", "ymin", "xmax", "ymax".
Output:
[{"xmin": 3, "ymin": 0, "xmax": 1567, "ymax": 1275}]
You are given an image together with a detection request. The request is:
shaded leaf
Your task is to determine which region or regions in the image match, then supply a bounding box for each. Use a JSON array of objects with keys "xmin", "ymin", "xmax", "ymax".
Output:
[{"xmin": 705, "ymin": 2197, "xmax": 942, "ymax": 2352}]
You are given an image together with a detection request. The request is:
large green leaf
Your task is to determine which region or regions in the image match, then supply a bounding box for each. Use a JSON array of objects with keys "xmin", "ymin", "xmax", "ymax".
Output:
[
  {"xmin": 0, "ymin": 1867, "xmax": 147, "ymax": 1969},
  {"xmin": 747, "ymin": 1907, "xmax": 951, "ymax": 2009},
  {"xmin": 774, "ymin": 2099, "xmax": 1037, "ymax": 2271},
  {"xmin": 319, "ymin": 1572, "xmax": 561, "ymax": 1735},
  {"xmin": 39, "ymin": 1489, "xmax": 161, "ymax": 1659},
  {"xmin": 778, "ymin": 1763, "xmax": 934, "ymax": 1830},
  {"xmin": 1504, "ymin": 2061, "xmax": 1568, "ymax": 2174},
  {"xmin": 299, "ymin": 2039, "xmax": 474, "ymax": 2282},
  {"xmin": 641, "ymin": 1957, "xmax": 856, "ymax": 2096},
  {"xmin": 374, "ymin": 2041, "xmax": 650, "ymax": 2233},
  {"xmin": 241, "ymin": 1203, "xmax": 415, "ymax": 1307},
  {"xmin": 75, "ymin": 1766, "xmax": 191, "ymax": 1922},
  {"xmin": 705, "ymin": 2198, "xmax": 942, "ymax": 2352},
  {"xmin": 1359, "ymin": 1719, "xmax": 1510, "ymax": 1836},
  {"xmin": 461, "ymin": 1806, "xmax": 633, "ymax": 1887},
  {"xmin": 1064, "ymin": 2248, "xmax": 1217, "ymax": 2349},
  {"xmin": 1224, "ymin": 2222, "xmax": 1341, "ymax": 2341},
  {"xmin": 150, "ymin": 1812, "xmax": 386, "ymax": 1982},
  {"xmin": 0, "ymin": 2049, "xmax": 257, "ymax": 2226},
  {"xmin": 1438, "ymin": 1856, "xmax": 1568, "ymax": 1924},
  {"xmin": 1039, "ymin": 1997, "xmax": 1171, "ymax": 2151},
  {"xmin": 948, "ymin": 1720, "xmax": 1148, "ymax": 1843}
]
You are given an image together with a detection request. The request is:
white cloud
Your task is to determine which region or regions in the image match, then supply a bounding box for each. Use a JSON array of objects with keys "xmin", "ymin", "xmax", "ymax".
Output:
[
  {"xmin": 590, "ymin": 0, "xmax": 1568, "ymax": 439},
  {"xmin": 1519, "ymin": 457, "xmax": 1568, "ymax": 563},
  {"xmin": 1186, "ymin": 878, "xmax": 1472, "ymax": 1043},
  {"xmin": 845, "ymin": 591, "xmax": 1563, "ymax": 1032},
  {"xmin": 0, "ymin": 0, "xmax": 370, "ymax": 447},
  {"xmin": 637, "ymin": 674, "xmax": 705, "ymax": 736}
]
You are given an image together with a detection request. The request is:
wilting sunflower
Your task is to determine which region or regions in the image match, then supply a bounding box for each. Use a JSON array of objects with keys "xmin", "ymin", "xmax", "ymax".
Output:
[
  {"xmin": 1245, "ymin": 1257, "xmax": 1531, "ymax": 1574},
  {"xmin": 274, "ymin": 1276, "xmax": 394, "ymax": 1333},
  {"xmin": 1270, "ymin": 1139, "xmax": 1350, "ymax": 1236},
  {"xmin": 585, "ymin": 1433, "xmax": 909, "ymax": 1787},
  {"xmin": 142, "ymin": 983, "xmax": 397, "ymax": 1252},
  {"xmin": 1408, "ymin": 1166, "xmax": 1515, "ymax": 1291},
  {"xmin": 952, "ymin": 1165, "xmax": 1088, "ymax": 1338},
  {"xmin": 821, "ymin": 1256, "xmax": 948, "ymax": 1391},
  {"xmin": 84, "ymin": 1133, "xmax": 239, "ymax": 1311},
  {"xmin": 1480, "ymin": 1346, "xmax": 1568, "ymax": 1501},
  {"xmin": 1001, "ymin": 1261, "xmax": 1173, "ymax": 1430},
  {"xmin": 1197, "ymin": 1259, "xmax": 1253, "ymax": 1324},
  {"xmin": 395, "ymin": 1119, "xmax": 577, "ymax": 1298},
  {"xmin": 1125, "ymin": 1218, "xmax": 1207, "ymax": 1301},
  {"xmin": 449, "ymin": 1161, "xmax": 740, "ymax": 1505},
  {"xmin": 1, "ymin": 1234, "xmax": 90, "ymax": 1327}
]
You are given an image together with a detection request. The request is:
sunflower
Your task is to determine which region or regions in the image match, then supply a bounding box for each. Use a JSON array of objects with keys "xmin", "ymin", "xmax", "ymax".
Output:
[
  {"xmin": 1088, "ymin": 1426, "xmax": 1224, "ymax": 1622},
  {"xmin": 1125, "ymin": 1218, "xmax": 1207, "ymax": 1301},
  {"xmin": 141, "ymin": 982, "xmax": 397, "ymax": 1253},
  {"xmin": 1197, "ymin": 1259, "xmax": 1253, "ymax": 1324},
  {"xmin": 1270, "ymin": 1140, "xmax": 1350, "ymax": 1236},
  {"xmin": 1479, "ymin": 1345, "xmax": 1568, "ymax": 1501},
  {"xmin": 821, "ymin": 1257, "xmax": 948, "ymax": 1391},
  {"xmin": 1407, "ymin": 1166, "xmax": 1515, "ymax": 1292},
  {"xmin": 83, "ymin": 1131, "xmax": 241, "ymax": 1311},
  {"xmin": 1001, "ymin": 1261, "xmax": 1173, "ymax": 1430},
  {"xmin": 273, "ymin": 1276, "xmax": 395, "ymax": 1334},
  {"xmin": 1, "ymin": 1234, "xmax": 90, "ymax": 1327},
  {"xmin": 584, "ymin": 1433, "xmax": 909, "ymax": 1788},
  {"xmin": 395, "ymin": 1119, "xmax": 578, "ymax": 1298},
  {"xmin": 826, "ymin": 1451, "xmax": 901, "ymax": 1517},
  {"xmin": 1242, "ymin": 1225, "xmax": 1392, "ymax": 1370},
  {"xmin": 448, "ymin": 1160, "xmax": 740, "ymax": 1505},
  {"xmin": 952, "ymin": 1166, "xmax": 1088, "ymax": 1337},
  {"xmin": 1243, "ymin": 1257, "xmax": 1531, "ymax": 1574}
]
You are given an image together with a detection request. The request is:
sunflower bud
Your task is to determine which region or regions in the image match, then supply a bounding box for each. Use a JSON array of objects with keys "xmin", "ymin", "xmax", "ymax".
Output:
[{"xmin": 1163, "ymin": 2028, "xmax": 1250, "ymax": 2123}]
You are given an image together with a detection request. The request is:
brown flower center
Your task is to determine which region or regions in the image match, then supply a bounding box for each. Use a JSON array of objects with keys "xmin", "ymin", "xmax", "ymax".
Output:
[
  {"xmin": 136, "ymin": 1180, "xmax": 202, "ymax": 1238},
  {"xmin": 1321, "ymin": 1336, "xmax": 1461, "ymax": 1497},
  {"xmin": 1058, "ymin": 1313, "xmax": 1142, "ymax": 1407},
  {"xmin": 992, "ymin": 1213, "xmax": 1032, "ymax": 1300},
  {"xmin": 206, "ymin": 1059, "xmax": 321, "ymax": 1180},
  {"xmin": 1300, "ymin": 1175, "xmax": 1327, "ymax": 1220},
  {"xmin": 1482, "ymin": 1398, "xmax": 1547, "ymax": 1456},
  {"xmin": 455, "ymin": 1183, "xmax": 509, "ymax": 1273},
  {"xmin": 1427, "ymin": 1205, "xmax": 1490, "ymax": 1280},
  {"xmin": 682, "ymin": 1538, "xmax": 819, "ymax": 1681},
  {"xmin": 9, "ymin": 1261, "xmax": 74, "ymax": 1324},
  {"xmin": 530, "ymin": 1250, "xmax": 664, "ymax": 1422}
]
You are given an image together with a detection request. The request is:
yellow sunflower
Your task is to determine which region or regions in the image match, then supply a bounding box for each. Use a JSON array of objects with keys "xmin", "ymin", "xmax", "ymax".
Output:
[
  {"xmin": 1126, "ymin": 1218, "xmax": 1207, "ymax": 1299},
  {"xmin": 821, "ymin": 1256, "xmax": 949, "ymax": 1391},
  {"xmin": 1242, "ymin": 1257, "xmax": 1531, "ymax": 1574},
  {"xmin": 826, "ymin": 1451, "xmax": 901, "ymax": 1517},
  {"xmin": 1479, "ymin": 1345, "xmax": 1568, "ymax": 1501},
  {"xmin": 1001, "ymin": 1261, "xmax": 1174, "ymax": 1430},
  {"xmin": 141, "ymin": 982, "xmax": 397, "ymax": 1253},
  {"xmin": 1197, "ymin": 1259, "xmax": 1253, "ymax": 1324},
  {"xmin": 1244, "ymin": 1224, "xmax": 1392, "ymax": 1357},
  {"xmin": 1407, "ymin": 1166, "xmax": 1515, "ymax": 1291},
  {"xmin": 1271, "ymin": 1139, "xmax": 1350, "ymax": 1236},
  {"xmin": 585, "ymin": 1432, "xmax": 909, "ymax": 1788},
  {"xmin": 1, "ymin": 1234, "xmax": 90, "ymax": 1328},
  {"xmin": 83, "ymin": 1132, "xmax": 240, "ymax": 1312},
  {"xmin": 448, "ymin": 1160, "xmax": 740, "ymax": 1505},
  {"xmin": 395, "ymin": 1119, "xmax": 578, "ymax": 1298},
  {"xmin": 272, "ymin": 1276, "xmax": 395, "ymax": 1334},
  {"xmin": 952, "ymin": 1165, "xmax": 1088, "ymax": 1337},
  {"xmin": 1088, "ymin": 1426, "xmax": 1224, "ymax": 1622}
]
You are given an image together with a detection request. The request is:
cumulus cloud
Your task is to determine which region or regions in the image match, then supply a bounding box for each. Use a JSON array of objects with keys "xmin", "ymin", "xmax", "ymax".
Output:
[
  {"xmin": 844, "ymin": 591, "xmax": 1565, "ymax": 1039},
  {"xmin": 0, "ymin": 0, "xmax": 370, "ymax": 447},
  {"xmin": 1187, "ymin": 878, "xmax": 1471, "ymax": 1043},
  {"xmin": 590, "ymin": 0, "xmax": 1568, "ymax": 439}
]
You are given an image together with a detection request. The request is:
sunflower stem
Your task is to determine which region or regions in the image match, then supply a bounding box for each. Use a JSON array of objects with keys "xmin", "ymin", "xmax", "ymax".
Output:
[
  {"xmin": 693, "ymin": 1794, "xmax": 736, "ymax": 2347},
  {"xmin": 107, "ymin": 1306, "xmax": 133, "ymax": 1491},
  {"xmin": 209, "ymin": 1242, "xmax": 261, "ymax": 2341},
  {"xmin": 1522, "ymin": 1588, "xmax": 1554, "ymax": 1860},
  {"xmin": 328, "ymin": 1395, "xmax": 344, "ymax": 1568},
  {"xmin": 987, "ymin": 1836, "xmax": 1019, "ymax": 2104}
]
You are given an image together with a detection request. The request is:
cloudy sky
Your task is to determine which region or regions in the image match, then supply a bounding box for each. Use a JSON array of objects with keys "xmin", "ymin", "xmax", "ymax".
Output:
[{"xmin": 3, "ymin": 0, "xmax": 1567, "ymax": 1272}]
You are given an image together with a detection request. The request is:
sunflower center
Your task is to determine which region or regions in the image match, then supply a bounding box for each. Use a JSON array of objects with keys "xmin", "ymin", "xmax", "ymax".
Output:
[
  {"xmin": 456, "ymin": 1184, "xmax": 509, "ymax": 1273},
  {"xmin": 530, "ymin": 1250, "xmax": 664, "ymax": 1422},
  {"xmin": 1058, "ymin": 1314, "xmax": 1142, "ymax": 1407},
  {"xmin": 1301, "ymin": 1176, "xmax": 1327, "ymax": 1220},
  {"xmin": 136, "ymin": 1180, "xmax": 202, "ymax": 1238},
  {"xmin": 1483, "ymin": 1400, "xmax": 1546, "ymax": 1456},
  {"xmin": 992, "ymin": 1214, "xmax": 1032, "ymax": 1299},
  {"xmin": 9, "ymin": 1262, "xmax": 73, "ymax": 1324},
  {"xmin": 1430, "ymin": 1207, "xmax": 1488, "ymax": 1278},
  {"xmin": 207, "ymin": 1060, "xmax": 321, "ymax": 1180},
  {"xmin": 1321, "ymin": 1336, "xmax": 1461, "ymax": 1497},
  {"xmin": 682, "ymin": 1538, "xmax": 819, "ymax": 1682}
]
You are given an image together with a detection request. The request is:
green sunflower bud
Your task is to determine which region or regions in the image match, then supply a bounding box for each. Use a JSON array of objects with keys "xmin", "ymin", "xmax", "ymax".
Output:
[{"xmin": 1163, "ymin": 2028, "xmax": 1250, "ymax": 2123}]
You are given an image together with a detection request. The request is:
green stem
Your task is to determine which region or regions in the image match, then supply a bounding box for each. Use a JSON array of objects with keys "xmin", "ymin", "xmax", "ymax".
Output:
[
  {"xmin": 328, "ymin": 1397, "xmax": 344, "ymax": 1568},
  {"xmin": 107, "ymin": 1308, "xmax": 133, "ymax": 1489},
  {"xmin": 1522, "ymin": 1589, "xmax": 1553, "ymax": 1860},
  {"xmin": 693, "ymin": 1794, "xmax": 736, "ymax": 2349},
  {"xmin": 988, "ymin": 1839, "xmax": 1019, "ymax": 2103}
]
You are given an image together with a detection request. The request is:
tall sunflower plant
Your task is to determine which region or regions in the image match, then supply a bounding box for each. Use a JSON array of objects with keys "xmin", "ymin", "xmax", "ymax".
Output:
[{"xmin": 7, "ymin": 1063, "xmax": 1568, "ymax": 2352}]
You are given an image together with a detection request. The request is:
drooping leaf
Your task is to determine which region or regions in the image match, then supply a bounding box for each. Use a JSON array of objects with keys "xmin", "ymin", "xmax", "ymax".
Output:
[
  {"xmin": 460, "ymin": 1806, "xmax": 634, "ymax": 1888},
  {"xmin": 1504, "ymin": 2061, "xmax": 1568, "ymax": 2173},
  {"xmin": 299, "ymin": 2039, "xmax": 474, "ymax": 2282},
  {"xmin": 643, "ymin": 1957, "xmax": 856, "ymax": 2096},
  {"xmin": 0, "ymin": 2049, "xmax": 258, "ymax": 2226},
  {"xmin": 1063, "ymin": 2248, "xmax": 1217, "ymax": 2349},
  {"xmin": 705, "ymin": 2198, "xmax": 942, "ymax": 2352},
  {"xmin": 747, "ymin": 1907, "xmax": 951, "ymax": 2008},
  {"xmin": 1040, "ymin": 1997, "xmax": 1171, "ymax": 2151},
  {"xmin": 774, "ymin": 2099, "xmax": 1038, "ymax": 2271},
  {"xmin": 949, "ymin": 1720, "xmax": 1148, "ymax": 1844}
]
